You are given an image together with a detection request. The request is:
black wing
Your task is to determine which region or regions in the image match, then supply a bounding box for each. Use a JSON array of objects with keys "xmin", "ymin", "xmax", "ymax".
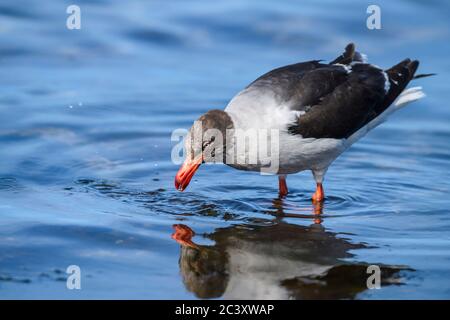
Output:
[
  {"xmin": 247, "ymin": 43, "xmax": 419, "ymax": 139},
  {"xmin": 288, "ymin": 63, "xmax": 388, "ymax": 139},
  {"xmin": 246, "ymin": 43, "xmax": 376, "ymax": 114},
  {"xmin": 248, "ymin": 61, "xmax": 349, "ymax": 111},
  {"xmin": 285, "ymin": 44, "xmax": 419, "ymax": 139}
]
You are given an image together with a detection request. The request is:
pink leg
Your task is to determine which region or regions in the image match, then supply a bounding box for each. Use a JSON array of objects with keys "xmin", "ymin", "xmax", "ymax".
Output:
[
  {"xmin": 312, "ymin": 183, "xmax": 325, "ymax": 203},
  {"xmin": 278, "ymin": 175, "xmax": 288, "ymax": 197}
]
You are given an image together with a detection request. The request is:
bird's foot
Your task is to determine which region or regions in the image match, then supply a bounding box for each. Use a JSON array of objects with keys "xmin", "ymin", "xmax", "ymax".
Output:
[{"xmin": 311, "ymin": 183, "xmax": 324, "ymax": 203}]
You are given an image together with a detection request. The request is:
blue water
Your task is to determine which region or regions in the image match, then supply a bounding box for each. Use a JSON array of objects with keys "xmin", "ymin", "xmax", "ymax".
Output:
[{"xmin": 1, "ymin": 0, "xmax": 450, "ymax": 299}]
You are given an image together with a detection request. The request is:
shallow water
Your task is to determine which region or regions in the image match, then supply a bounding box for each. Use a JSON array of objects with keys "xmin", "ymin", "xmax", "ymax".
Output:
[{"xmin": 1, "ymin": 0, "xmax": 450, "ymax": 299}]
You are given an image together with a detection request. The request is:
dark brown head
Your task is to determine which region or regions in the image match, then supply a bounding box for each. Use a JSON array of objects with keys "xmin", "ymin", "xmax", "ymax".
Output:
[{"xmin": 175, "ymin": 110, "xmax": 233, "ymax": 191}]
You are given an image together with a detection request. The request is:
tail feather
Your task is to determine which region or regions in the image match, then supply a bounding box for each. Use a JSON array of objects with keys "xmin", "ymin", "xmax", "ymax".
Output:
[
  {"xmin": 334, "ymin": 44, "xmax": 431, "ymax": 148},
  {"xmin": 394, "ymin": 86, "xmax": 425, "ymax": 108},
  {"xmin": 346, "ymin": 86, "xmax": 425, "ymax": 146},
  {"xmin": 346, "ymin": 58, "xmax": 426, "ymax": 147}
]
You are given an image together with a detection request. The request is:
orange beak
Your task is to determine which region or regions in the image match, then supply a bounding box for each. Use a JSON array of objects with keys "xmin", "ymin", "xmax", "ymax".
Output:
[
  {"xmin": 174, "ymin": 156, "xmax": 202, "ymax": 191},
  {"xmin": 171, "ymin": 224, "xmax": 198, "ymax": 249}
]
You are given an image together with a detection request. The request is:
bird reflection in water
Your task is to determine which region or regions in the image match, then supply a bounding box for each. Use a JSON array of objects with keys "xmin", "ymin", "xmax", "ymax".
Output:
[{"xmin": 171, "ymin": 200, "xmax": 413, "ymax": 299}]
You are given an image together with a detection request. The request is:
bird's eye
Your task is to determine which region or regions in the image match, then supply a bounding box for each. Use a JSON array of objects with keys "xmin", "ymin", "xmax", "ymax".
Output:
[{"xmin": 203, "ymin": 136, "xmax": 216, "ymax": 149}]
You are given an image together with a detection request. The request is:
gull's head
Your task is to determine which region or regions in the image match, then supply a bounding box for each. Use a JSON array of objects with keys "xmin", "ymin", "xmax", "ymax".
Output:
[{"xmin": 175, "ymin": 110, "xmax": 233, "ymax": 191}]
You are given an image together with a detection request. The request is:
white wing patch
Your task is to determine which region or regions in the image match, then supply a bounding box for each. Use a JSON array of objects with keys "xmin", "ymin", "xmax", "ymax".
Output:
[{"xmin": 394, "ymin": 86, "xmax": 425, "ymax": 107}]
